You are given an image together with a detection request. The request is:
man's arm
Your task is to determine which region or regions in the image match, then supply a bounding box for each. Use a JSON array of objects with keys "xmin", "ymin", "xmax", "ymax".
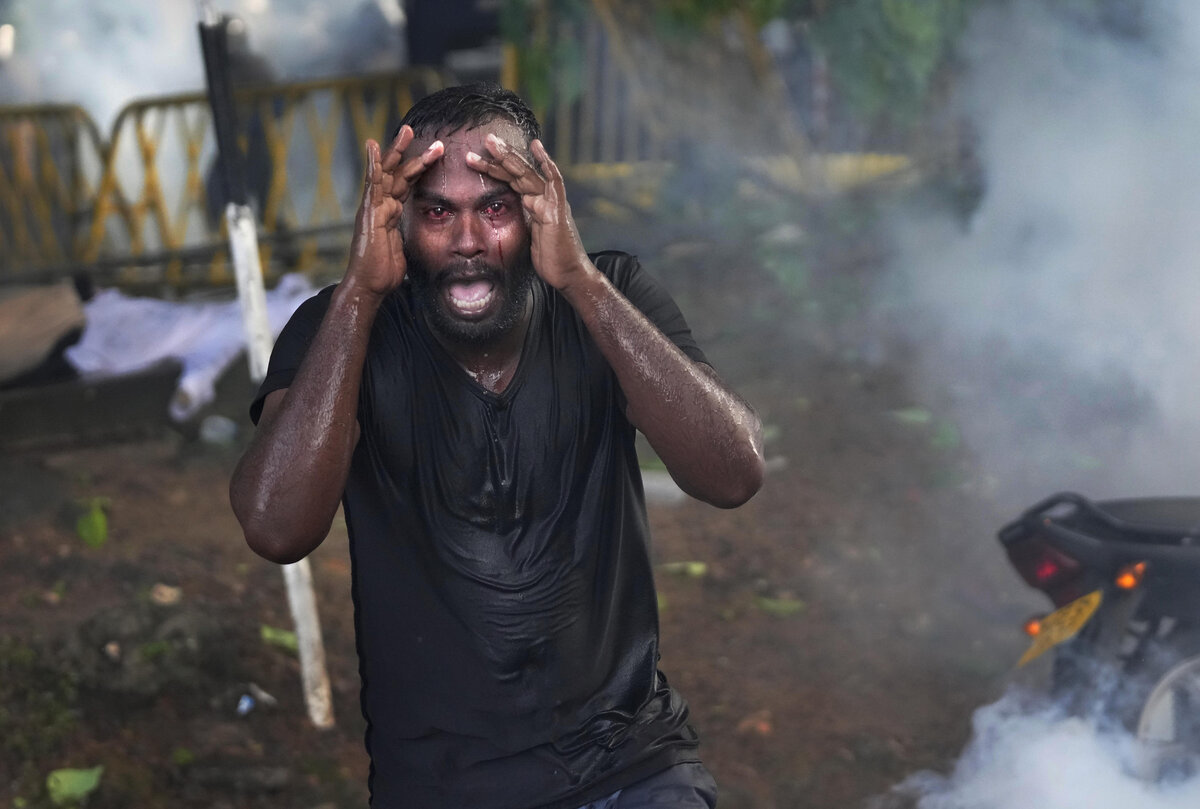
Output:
[
  {"xmin": 229, "ymin": 128, "xmax": 444, "ymax": 563},
  {"xmin": 564, "ymin": 268, "xmax": 763, "ymax": 507},
  {"xmin": 230, "ymin": 281, "xmax": 380, "ymax": 563},
  {"xmin": 469, "ymin": 137, "xmax": 764, "ymax": 508}
]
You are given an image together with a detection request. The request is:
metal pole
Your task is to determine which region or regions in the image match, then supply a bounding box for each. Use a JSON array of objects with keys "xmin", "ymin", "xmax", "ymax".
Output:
[{"xmin": 196, "ymin": 0, "xmax": 334, "ymax": 730}]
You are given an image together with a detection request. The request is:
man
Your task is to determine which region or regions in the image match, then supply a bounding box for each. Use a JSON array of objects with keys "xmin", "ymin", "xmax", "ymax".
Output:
[{"xmin": 230, "ymin": 83, "xmax": 764, "ymax": 809}]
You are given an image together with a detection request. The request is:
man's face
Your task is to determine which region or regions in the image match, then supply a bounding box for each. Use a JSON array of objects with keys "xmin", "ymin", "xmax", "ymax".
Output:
[{"xmin": 400, "ymin": 121, "xmax": 535, "ymax": 346}]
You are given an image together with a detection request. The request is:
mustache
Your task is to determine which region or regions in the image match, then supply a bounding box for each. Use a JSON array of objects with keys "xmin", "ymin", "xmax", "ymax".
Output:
[
  {"xmin": 436, "ymin": 259, "xmax": 503, "ymax": 285},
  {"xmin": 404, "ymin": 250, "xmax": 505, "ymax": 287}
]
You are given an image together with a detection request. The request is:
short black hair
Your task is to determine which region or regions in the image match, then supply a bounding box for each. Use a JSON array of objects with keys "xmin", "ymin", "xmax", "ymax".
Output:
[{"xmin": 393, "ymin": 83, "xmax": 541, "ymax": 146}]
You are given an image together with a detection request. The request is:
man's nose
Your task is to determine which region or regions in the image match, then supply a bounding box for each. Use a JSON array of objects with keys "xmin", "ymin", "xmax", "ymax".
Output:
[{"xmin": 450, "ymin": 213, "xmax": 487, "ymax": 258}]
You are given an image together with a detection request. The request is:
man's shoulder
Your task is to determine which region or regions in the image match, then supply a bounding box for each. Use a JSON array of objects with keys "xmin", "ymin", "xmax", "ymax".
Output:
[
  {"xmin": 292, "ymin": 283, "xmax": 336, "ymax": 317},
  {"xmin": 589, "ymin": 249, "xmax": 637, "ymax": 271},
  {"xmin": 588, "ymin": 250, "xmax": 643, "ymax": 289},
  {"xmin": 294, "ymin": 283, "xmax": 415, "ymax": 320}
]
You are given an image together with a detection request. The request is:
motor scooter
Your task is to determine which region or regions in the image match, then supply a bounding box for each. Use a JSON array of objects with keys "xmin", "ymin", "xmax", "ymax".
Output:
[{"xmin": 999, "ymin": 491, "xmax": 1200, "ymax": 780}]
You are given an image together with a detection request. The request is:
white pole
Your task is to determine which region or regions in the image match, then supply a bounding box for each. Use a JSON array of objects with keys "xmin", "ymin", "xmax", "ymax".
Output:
[
  {"xmin": 227, "ymin": 202, "xmax": 335, "ymax": 730},
  {"xmin": 200, "ymin": 0, "xmax": 333, "ymax": 728}
]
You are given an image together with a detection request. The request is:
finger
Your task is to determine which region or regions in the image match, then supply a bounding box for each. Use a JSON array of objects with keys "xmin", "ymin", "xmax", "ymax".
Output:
[
  {"xmin": 379, "ymin": 125, "xmax": 413, "ymax": 172},
  {"xmin": 483, "ymin": 134, "xmax": 537, "ymax": 177},
  {"xmin": 531, "ymin": 139, "xmax": 563, "ymax": 187},
  {"xmin": 398, "ymin": 139, "xmax": 444, "ymax": 183},
  {"xmin": 464, "ymin": 150, "xmax": 510, "ymax": 184},
  {"xmin": 387, "ymin": 140, "xmax": 443, "ymax": 204},
  {"xmin": 476, "ymin": 135, "xmax": 546, "ymax": 194},
  {"xmin": 363, "ymin": 139, "xmax": 382, "ymax": 205},
  {"xmin": 364, "ymin": 139, "xmax": 380, "ymax": 179}
]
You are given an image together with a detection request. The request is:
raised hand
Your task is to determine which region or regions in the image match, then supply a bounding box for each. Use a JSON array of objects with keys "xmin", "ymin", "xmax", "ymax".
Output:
[
  {"xmin": 466, "ymin": 135, "xmax": 592, "ymax": 291},
  {"xmin": 347, "ymin": 125, "xmax": 444, "ymax": 297}
]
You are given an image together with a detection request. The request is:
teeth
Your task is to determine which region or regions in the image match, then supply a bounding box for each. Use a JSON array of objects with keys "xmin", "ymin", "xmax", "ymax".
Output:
[{"xmin": 449, "ymin": 289, "xmax": 495, "ymax": 313}]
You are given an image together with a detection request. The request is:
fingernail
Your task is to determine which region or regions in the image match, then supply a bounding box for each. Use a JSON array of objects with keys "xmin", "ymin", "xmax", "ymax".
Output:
[
  {"xmin": 428, "ymin": 140, "xmax": 443, "ymax": 152},
  {"xmin": 466, "ymin": 151, "xmax": 482, "ymax": 162},
  {"xmin": 489, "ymin": 134, "xmax": 507, "ymax": 148}
]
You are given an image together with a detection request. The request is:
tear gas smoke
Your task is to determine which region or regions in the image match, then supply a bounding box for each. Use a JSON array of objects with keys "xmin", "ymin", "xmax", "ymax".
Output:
[
  {"xmin": 882, "ymin": 0, "xmax": 1200, "ymax": 507},
  {"xmin": 0, "ymin": 0, "xmax": 404, "ymax": 130},
  {"xmin": 877, "ymin": 1, "xmax": 1200, "ymax": 805},
  {"xmin": 0, "ymin": 1, "xmax": 204, "ymax": 126},
  {"xmin": 880, "ymin": 692, "xmax": 1200, "ymax": 809}
]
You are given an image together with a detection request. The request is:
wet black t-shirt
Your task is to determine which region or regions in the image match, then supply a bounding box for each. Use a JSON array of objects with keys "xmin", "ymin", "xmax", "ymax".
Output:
[{"xmin": 252, "ymin": 252, "xmax": 708, "ymax": 809}]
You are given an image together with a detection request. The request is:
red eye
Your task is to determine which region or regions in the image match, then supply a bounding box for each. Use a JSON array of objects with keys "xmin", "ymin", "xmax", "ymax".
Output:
[
  {"xmin": 425, "ymin": 206, "xmax": 449, "ymax": 220},
  {"xmin": 485, "ymin": 201, "xmax": 506, "ymax": 217}
]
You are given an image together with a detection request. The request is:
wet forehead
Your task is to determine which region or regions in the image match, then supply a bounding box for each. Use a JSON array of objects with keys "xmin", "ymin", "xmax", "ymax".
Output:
[
  {"xmin": 407, "ymin": 120, "xmax": 526, "ymax": 203},
  {"xmin": 404, "ymin": 119, "xmax": 527, "ymax": 163}
]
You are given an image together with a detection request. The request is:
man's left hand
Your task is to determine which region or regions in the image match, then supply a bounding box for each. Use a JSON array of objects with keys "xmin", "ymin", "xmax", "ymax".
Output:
[{"xmin": 467, "ymin": 135, "xmax": 593, "ymax": 291}]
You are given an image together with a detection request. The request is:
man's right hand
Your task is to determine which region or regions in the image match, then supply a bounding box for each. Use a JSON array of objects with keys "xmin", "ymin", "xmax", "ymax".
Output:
[{"xmin": 346, "ymin": 125, "xmax": 444, "ymax": 297}]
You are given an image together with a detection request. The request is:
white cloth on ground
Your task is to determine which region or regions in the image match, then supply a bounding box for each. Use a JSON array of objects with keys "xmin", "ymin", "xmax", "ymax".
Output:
[{"xmin": 65, "ymin": 273, "xmax": 315, "ymax": 421}]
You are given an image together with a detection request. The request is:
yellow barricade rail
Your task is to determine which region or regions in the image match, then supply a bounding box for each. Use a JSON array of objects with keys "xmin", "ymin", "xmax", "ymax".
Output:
[
  {"xmin": 0, "ymin": 104, "xmax": 107, "ymax": 281},
  {"xmin": 1, "ymin": 68, "xmax": 448, "ymax": 290},
  {"xmin": 2, "ymin": 36, "xmax": 916, "ymax": 292}
]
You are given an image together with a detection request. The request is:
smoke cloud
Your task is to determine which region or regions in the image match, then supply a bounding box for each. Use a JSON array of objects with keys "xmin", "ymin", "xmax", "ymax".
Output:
[
  {"xmin": 881, "ymin": 692, "xmax": 1200, "ymax": 809},
  {"xmin": 883, "ymin": 0, "xmax": 1200, "ymax": 507},
  {"xmin": 2, "ymin": 1, "xmax": 204, "ymax": 127},
  {"xmin": 1, "ymin": 0, "xmax": 404, "ymax": 130},
  {"xmin": 876, "ymin": 1, "xmax": 1200, "ymax": 805}
]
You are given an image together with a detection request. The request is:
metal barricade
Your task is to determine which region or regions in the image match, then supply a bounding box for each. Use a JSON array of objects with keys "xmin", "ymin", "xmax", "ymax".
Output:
[
  {"xmin": 0, "ymin": 68, "xmax": 449, "ymax": 290},
  {"xmin": 0, "ymin": 104, "xmax": 106, "ymax": 282}
]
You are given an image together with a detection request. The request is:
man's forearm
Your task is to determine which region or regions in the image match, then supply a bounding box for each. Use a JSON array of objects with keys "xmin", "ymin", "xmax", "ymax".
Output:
[
  {"xmin": 230, "ymin": 281, "xmax": 384, "ymax": 563},
  {"xmin": 560, "ymin": 268, "xmax": 764, "ymax": 508}
]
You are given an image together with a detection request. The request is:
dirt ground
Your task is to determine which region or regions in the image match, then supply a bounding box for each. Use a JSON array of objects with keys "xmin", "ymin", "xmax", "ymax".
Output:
[{"xmin": 0, "ymin": 200, "xmax": 1047, "ymax": 808}]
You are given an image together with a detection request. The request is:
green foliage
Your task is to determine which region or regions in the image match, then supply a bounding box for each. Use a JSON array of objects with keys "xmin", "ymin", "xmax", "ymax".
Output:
[
  {"xmin": 809, "ymin": 0, "xmax": 977, "ymax": 128},
  {"xmin": 46, "ymin": 767, "xmax": 103, "ymax": 807},
  {"xmin": 137, "ymin": 640, "xmax": 171, "ymax": 662},
  {"xmin": 260, "ymin": 624, "xmax": 298, "ymax": 654},
  {"xmin": 74, "ymin": 498, "xmax": 110, "ymax": 549},
  {"xmin": 0, "ymin": 637, "xmax": 78, "ymax": 763},
  {"xmin": 652, "ymin": 0, "xmax": 794, "ymax": 31},
  {"xmin": 502, "ymin": 0, "xmax": 987, "ymax": 145},
  {"xmin": 659, "ymin": 561, "xmax": 709, "ymax": 578},
  {"xmin": 501, "ymin": 0, "xmax": 590, "ymax": 110},
  {"xmin": 754, "ymin": 594, "xmax": 807, "ymax": 616}
]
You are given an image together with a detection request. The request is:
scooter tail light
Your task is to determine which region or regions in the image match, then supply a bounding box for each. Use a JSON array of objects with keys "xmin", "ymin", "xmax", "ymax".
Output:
[
  {"xmin": 1011, "ymin": 542, "xmax": 1082, "ymax": 591},
  {"xmin": 1023, "ymin": 616, "xmax": 1044, "ymax": 638},
  {"xmin": 1114, "ymin": 560, "xmax": 1147, "ymax": 590}
]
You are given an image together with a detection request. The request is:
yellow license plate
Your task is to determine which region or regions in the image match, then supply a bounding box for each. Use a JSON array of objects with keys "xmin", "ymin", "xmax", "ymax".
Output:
[{"xmin": 1018, "ymin": 589, "xmax": 1103, "ymax": 667}]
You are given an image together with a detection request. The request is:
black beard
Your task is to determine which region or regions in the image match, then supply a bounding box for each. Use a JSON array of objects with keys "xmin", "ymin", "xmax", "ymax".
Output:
[{"xmin": 405, "ymin": 249, "xmax": 536, "ymax": 346}]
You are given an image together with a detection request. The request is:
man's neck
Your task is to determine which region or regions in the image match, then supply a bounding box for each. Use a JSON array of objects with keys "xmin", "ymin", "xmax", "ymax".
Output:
[{"xmin": 425, "ymin": 295, "xmax": 534, "ymax": 394}]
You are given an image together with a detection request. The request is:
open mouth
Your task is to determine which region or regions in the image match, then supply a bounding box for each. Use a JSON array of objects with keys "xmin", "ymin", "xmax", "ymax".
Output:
[{"xmin": 443, "ymin": 276, "xmax": 497, "ymax": 317}]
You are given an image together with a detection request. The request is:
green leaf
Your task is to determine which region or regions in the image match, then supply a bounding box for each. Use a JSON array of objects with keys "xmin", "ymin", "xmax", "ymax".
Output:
[
  {"xmin": 890, "ymin": 407, "xmax": 933, "ymax": 425},
  {"xmin": 75, "ymin": 499, "xmax": 108, "ymax": 549},
  {"xmin": 660, "ymin": 561, "xmax": 709, "ymax": 578},
  {"xmin": 755, "ymin": 595, "xmax": 806, "ymax": 617},
  {"xmin": 138, "ymin": 640, "xmax": 170, "ymax": 662},
  {"xmin": 260, "ymin": 625, "xmax": 298, "ymax": 654},
  {"xmin": 930, "ymin": 421, "xmax": 961, "ymax": 451},
  {"xmin": 46, "ymin": 766, "xmax": 103, "ymax": 806}
]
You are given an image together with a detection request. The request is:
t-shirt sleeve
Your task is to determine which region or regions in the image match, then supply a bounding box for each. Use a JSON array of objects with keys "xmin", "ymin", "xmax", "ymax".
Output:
[
  {"xmin": 248, "ymin": 285, "xmax": 335, "ymax": 424},
  {"xmin": 592, "ymin": 251, "xmax": 709, "ymax": 367}
]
